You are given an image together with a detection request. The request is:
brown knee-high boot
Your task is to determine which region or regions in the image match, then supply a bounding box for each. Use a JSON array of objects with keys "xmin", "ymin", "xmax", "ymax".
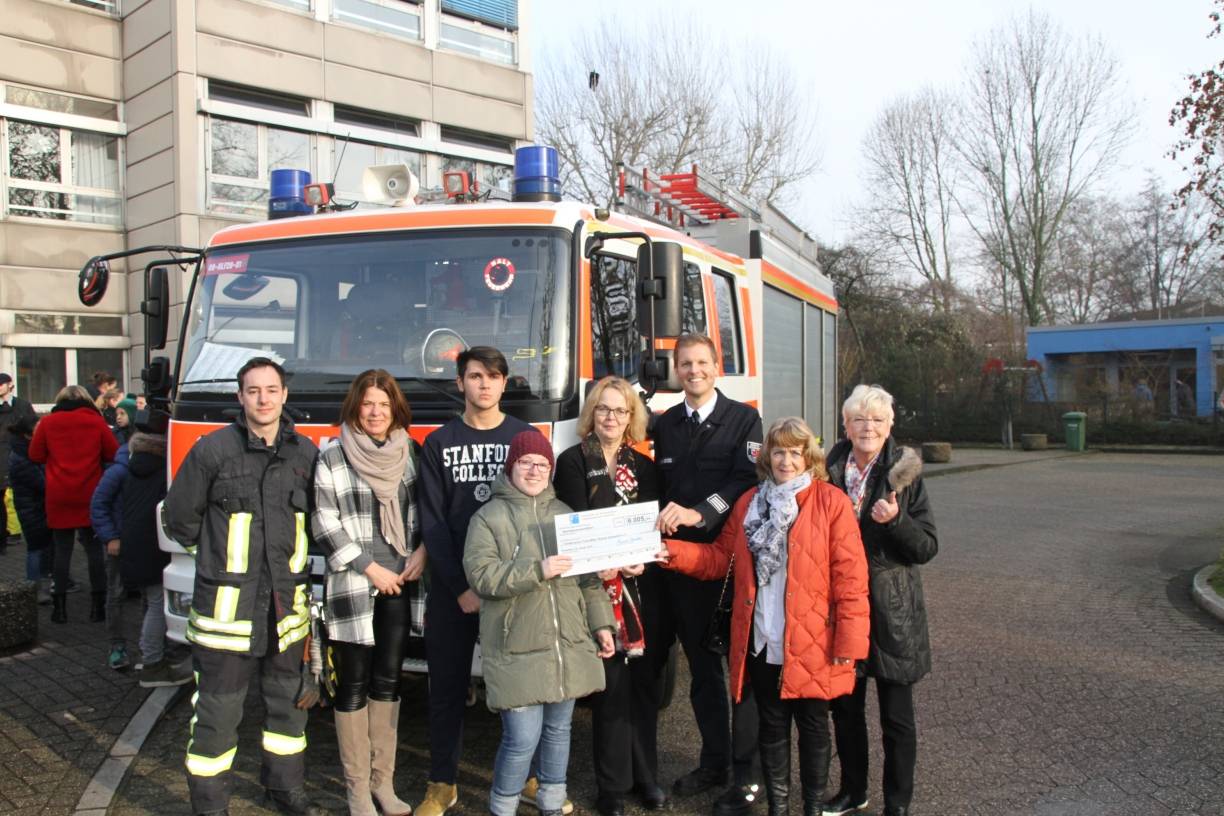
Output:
[
  {"xmin": 335, "ymin": 707, "xmax": 378, "ymax": 816},
  {"xmin": 368, "ymin": 699, "xmax": 412, "ymax": 815}
]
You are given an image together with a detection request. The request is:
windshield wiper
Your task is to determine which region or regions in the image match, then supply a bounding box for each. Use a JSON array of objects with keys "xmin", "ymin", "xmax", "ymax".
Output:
[{"xmin": 324, "ymin": 376, "xmax": 464, "ymax": 406}]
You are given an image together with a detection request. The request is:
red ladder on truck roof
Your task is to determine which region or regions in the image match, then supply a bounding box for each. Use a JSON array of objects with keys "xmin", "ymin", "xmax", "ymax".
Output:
[{"xmin": 615, "ymin": 162, "xmax": 758, "ymax": 229}]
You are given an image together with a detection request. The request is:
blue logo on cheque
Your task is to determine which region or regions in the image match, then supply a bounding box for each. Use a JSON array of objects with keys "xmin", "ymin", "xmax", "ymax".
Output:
[{"xmin": 570, "ymin": 514, "xmax": 580, "ymax": 524}]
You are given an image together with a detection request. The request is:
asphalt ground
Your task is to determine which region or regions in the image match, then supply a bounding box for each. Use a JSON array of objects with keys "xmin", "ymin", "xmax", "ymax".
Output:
[{"xmin": 3, "ymin": 449, "xmax": 1223, "ymax": 815}]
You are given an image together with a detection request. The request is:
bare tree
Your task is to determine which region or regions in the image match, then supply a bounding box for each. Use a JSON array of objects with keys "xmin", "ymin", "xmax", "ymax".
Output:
[
  {"xmin": 535, "ymin": 14, "xmax": 819, "ymax": 208},
  {"xmin": 1044, "ymin": 194, "xmax": 1130, "ymax": 323},
  {"xmin": 859, "ymin": 87, "xmax": 961, "ymax": 312},
  {"xmin": 957, "ymin": 10, "xmax": 1133, "ymax": 326},
  {"xmin": 1112, "ymin": 177, "xmax": 1224, "ymax": 316}
]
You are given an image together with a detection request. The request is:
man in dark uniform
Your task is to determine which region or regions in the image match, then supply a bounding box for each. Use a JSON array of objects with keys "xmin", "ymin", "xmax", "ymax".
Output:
[
  {"xmin": 164, "ymin": 358, "xmax": 323, "ymax": 816},
  {"xmin": 654, "ymin": 334, "xmax": 764, "ymax": 815}
]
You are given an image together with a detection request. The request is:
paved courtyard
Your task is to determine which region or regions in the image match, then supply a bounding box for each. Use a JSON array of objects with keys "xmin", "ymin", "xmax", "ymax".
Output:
[{"xmin": 2, "ymin": 450, "xmax": 1222, "ymax": 815}]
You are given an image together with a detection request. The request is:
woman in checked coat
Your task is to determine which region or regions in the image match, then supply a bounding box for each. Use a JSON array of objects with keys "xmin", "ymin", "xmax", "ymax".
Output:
[{"xmin": 312, "ymin": 369, "xmax": 426, "ymax": 816}]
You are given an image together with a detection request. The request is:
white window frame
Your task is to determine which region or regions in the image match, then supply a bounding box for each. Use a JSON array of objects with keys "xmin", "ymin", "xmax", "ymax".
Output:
[
  {"xmin": 0, "ymin": 82, "xmax": 125, "ymax": 229},
  {"xmin": 2, "ymin": 120, "xmax": 124, "ymax": 228}
]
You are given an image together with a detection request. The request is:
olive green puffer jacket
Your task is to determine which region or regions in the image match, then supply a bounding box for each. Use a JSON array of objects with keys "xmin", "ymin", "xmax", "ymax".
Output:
[{"xmin": 463, "ymin": 473, "xmax": 615, "ymax": 711}]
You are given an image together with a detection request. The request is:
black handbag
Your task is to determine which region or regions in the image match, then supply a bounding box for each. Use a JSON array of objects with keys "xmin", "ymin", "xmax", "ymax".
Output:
[{"xmin": 702, "ymin": 554, "xmax": 735, "ymax": 656}]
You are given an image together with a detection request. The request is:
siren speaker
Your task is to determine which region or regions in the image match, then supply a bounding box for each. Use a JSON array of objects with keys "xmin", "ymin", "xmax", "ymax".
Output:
[{"xmin": 361, "ymin": 164, "xmax": 420, "ymax": 205}]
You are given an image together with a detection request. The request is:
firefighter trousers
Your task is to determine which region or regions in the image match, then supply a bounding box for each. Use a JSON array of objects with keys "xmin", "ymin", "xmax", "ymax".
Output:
[{"xmin": 185, "ymin": 641, "xmax": 307, "ymax": 814}]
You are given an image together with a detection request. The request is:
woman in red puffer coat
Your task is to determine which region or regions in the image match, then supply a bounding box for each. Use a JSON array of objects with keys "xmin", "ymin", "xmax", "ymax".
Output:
[
  {"xmin": 30, "ymin": 384, "xmax": 118, "ymax": 624},
  {"xmin": 660, "ymin": 416, "xmax": 870, "ymax": 816}
]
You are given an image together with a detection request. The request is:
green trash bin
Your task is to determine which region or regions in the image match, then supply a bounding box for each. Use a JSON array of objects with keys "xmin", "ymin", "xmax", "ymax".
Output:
[{"xmin": 1061, "ymin": 411, "xmax": 1087, "ymax": 451}]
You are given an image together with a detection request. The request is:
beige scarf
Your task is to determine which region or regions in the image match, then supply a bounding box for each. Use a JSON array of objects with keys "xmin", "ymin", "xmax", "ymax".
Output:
[{"xmin": 340, "ymin": 423, "xmax": 410, "ymax": 557}]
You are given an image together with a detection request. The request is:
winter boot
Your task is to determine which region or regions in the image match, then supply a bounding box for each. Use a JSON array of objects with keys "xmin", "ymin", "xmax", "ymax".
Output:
[
  {"xmin": 798, "ymin": 731, "xmax": 831, "ymax": 816},
  {"xmin": 51, "ymin": 593, "xmax": 67, "ymax": 624},
  {"xmin": 368, "ymin": 699, "xmax": 412, "ymax": 815},
  {"xmin": 89, "ymin": 591, "xmax": 106, "ymax": 622},
  {"xmin": 415, "ymin": 782, "xmax": 457, "ymax": 816},
  {"xmin": 334, "ymin": 707, "xmax": 377, "ymax": 816},
  {"xmin": 758, "ymin": 739, "xmax": 791, "ymax": 816}
]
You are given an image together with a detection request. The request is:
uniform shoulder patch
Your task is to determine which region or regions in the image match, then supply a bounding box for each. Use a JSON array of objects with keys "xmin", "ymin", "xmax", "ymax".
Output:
[{"xmin": 746, "ymin": 442, "xmax": 762, "ymax": 463}]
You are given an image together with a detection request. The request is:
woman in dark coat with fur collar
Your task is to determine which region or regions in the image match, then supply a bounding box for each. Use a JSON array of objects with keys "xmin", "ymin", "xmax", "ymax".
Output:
[{"xmin": 821, "ymin": 384, "xmax": 937, "ymax": 816}]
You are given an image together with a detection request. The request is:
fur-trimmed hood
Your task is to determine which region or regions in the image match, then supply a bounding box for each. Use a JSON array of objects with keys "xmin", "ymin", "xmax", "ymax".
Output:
[
  {"xmin": 887, "ymin": 445, "xmax": 923, "ymax": 493},
  {"xmin": 127, "ymin": 432, "xmax": 166, "ymax": 458}
]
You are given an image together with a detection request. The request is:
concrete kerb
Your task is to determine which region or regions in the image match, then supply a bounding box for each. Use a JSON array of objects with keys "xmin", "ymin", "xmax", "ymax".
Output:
[
  {"xmin": 922, "ymin": 449, "xmax": 1093, "ymax": 479},
  {"xmin": 73, "ymin": 684, "xmax": 190, "ymax": 815},
  {"xmin": 1192, "ymin": 565, "xmax": 1224, "ymax": 625}
]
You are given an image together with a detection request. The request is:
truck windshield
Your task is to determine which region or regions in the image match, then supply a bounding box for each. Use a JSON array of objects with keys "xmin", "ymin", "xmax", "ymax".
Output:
[{"xmin": 179, "ymin": 227, "xmax": 572, "ymax": 400}]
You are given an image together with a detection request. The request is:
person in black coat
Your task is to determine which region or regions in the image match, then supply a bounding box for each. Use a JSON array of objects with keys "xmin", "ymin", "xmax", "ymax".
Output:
[
  {"xmin": 554, "ymin": 376, "xmax": 664, "ymax": 816},
  {"xmin": 822, "ymin": 384, "xmax": 938, "ymax": 816},
  {"xmin": 8, "ymin": 414, "xmax": 52, "ymax": 599},
  {"xmin": 0, "ymin": 373, "xmax": 37, "ymax": 553},
  {"xmin": 119, "ymin": 430, "xmax": 189, "ymax": 688},
  {"xmin": 651, "ymin": 334, "xmax": 764, "ymax": 813}
]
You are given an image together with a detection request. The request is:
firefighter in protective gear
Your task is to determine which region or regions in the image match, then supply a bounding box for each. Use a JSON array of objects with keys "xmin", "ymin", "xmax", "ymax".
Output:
[{"xmin": 164, "ymin": 358, "xmax": 323, "ymax": 816}]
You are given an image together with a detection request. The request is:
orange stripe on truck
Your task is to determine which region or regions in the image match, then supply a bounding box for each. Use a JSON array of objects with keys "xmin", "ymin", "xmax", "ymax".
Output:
[{"xmin": 209, "ymin": 208, "xmax": 559, "ymax": 247}]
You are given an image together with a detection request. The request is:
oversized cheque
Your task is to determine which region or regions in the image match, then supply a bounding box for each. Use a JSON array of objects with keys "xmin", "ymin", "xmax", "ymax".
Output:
[{"xmin": 554, "ymin": 501, "xmax": 661, "ymax": 577}]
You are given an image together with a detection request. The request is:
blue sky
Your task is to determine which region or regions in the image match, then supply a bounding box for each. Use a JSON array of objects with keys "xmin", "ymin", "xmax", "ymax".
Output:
[{"xmin": 527, "ymin": 0, "xmax": 1220, "ymax": 243}]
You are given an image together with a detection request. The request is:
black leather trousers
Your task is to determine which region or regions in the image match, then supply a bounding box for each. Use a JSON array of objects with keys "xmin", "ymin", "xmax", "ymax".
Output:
[{"xmin": 331, "ymin": 591, "xmax": 410, "ymax": 712}]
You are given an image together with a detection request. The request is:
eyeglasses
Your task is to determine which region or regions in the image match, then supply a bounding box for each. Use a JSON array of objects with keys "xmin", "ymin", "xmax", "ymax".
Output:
[
  {"xmin": 593, "ymin": 405, "xmax": 630, "ymax": 419},
  {"xmin": 849, "ymin": 416, "xmax": 888, "ymax": 427},
  {"xmin": 516, "ymin": 460, "xmax": 552, "ymax": 473}
]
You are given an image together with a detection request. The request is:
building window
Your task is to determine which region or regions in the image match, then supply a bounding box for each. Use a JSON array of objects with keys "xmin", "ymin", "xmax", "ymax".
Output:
[
  {"xmin": 333, "ymin": 0, "xmax": 422, "ymax": 40},
  {"xmin": 208, "ymin": 82, "xmax": 310, "ymax": 117},
  {"xmin": 334, "ymin": 140, "xmax": 423, "ymax": 206},
  {"xmin": 440, "ymin": 127, "xmax": 513, "ymax": 154},
  {"xmin": 334, "ymin": 106, "xmax": 419, "ymax": 138},
  {"xmin": 5, "ymin": 120, "xmax": 122, "ymax": 225},
  {"xmin": 441, "ymin": 0, "xmax": 518, "ymax": 30},
  {"xmin": 439, "ymin": 155, "xmax": 512, "ymax": 194},
  {"xmin": 15, "ymin": 346, "xmax": 124, "ymax": 405},
  {"xmin": 207, "ymin": 118, "xmax": 312, "ymax": 217},
  {"xmin": 14, "ymin": 313, "xmax": 123, "ymax": 335},
  {"xmin": 63, "ymin": 0, "xmax": 119, "ymax": 14},
  {"xmin": 5, "ymin": 86, "xmax": 118, "ymax": 120},
  {"xmin": 438, "ymin": 15, "xmax": 516, "ymax": 64}
]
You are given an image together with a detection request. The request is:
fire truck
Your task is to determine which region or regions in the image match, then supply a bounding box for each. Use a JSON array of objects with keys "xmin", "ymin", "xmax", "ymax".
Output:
[{"xmin": 75, "ymin": 145, "xmax": 837, "ymax": 673}]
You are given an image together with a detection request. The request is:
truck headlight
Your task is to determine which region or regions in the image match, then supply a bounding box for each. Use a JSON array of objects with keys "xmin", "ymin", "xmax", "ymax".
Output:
[{"xmin": 166, "ymin": 590, "xmax": 193, "ymax": 616}]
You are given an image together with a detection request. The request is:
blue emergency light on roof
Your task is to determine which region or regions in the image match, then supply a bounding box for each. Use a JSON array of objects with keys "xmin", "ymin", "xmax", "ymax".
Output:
[
  {"xmin": 512, "ymin": 145, "xmax": 561, "ymax": 203},
  {"xmin": 268, "ymin": 169, "xmax": 313, "ymax": 219}
]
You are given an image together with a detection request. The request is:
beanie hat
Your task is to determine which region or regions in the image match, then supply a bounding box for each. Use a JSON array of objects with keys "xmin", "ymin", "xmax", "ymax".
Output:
[
  {"xmin": 115, "ymin": 398, "xmax": 138, "ymax": 426},
  {"xmin": 505, "ymin": 430, "xmax": 554, "ymax": 473}
]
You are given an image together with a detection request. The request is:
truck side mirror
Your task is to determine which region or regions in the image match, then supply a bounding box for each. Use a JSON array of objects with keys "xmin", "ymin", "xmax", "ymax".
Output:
[
  {"xmin": 142, "ymin": 265, "xmax": 170, "ymax": 350},
  {"xmin": 637, "ymin": 241, "xmax": 683, "ymax": 338},
  {"xmin": 142, "ymin": 355, "xmax": 172, "ymax": 398}
]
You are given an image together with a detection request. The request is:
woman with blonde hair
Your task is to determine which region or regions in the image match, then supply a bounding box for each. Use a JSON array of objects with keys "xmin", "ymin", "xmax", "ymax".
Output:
[
  {"xmin": 30, "ymin": 384, "xmax": 118, "ymax": 623},
  {"xmin": 553, "ymin": 377, "xmax": 665, "ymax": 816},
  {"xmin": 313, "ymin": 369, "xmax": 426, "ymax": 816},
  {"xmin": 659, "ymin": 417, "xmax": 870, "ymax": 816},
  {"xmin": 821, "ymin": 384, "xmax": 937, "ymax": 816}
]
